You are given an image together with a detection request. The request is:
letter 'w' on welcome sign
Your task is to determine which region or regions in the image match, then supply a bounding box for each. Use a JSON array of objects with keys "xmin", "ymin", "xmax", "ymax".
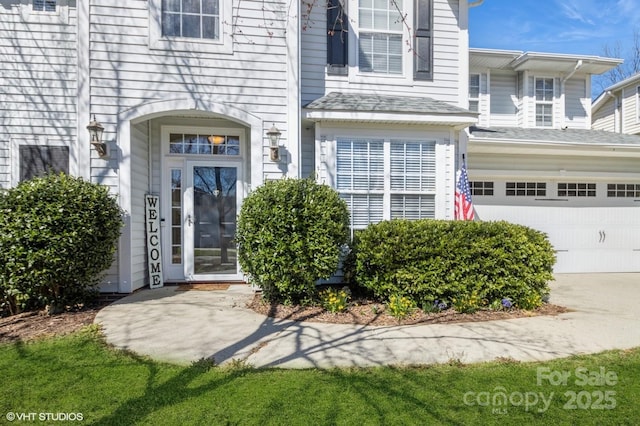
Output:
[{"xmin": 145, "ymin": 195, "xmax": 164, "ymax": 289}]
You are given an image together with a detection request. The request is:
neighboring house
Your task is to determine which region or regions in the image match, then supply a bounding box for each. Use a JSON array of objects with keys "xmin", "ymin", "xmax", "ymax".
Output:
[
  {"xmin": 592, "ymin": 73, "xmax": 640, "ymax": 135},
  {"xmin": 1, "ymin": 1, "xmax": 638, "ymax": 293},
  {"xmin": 468, "ymin": 49, "xmax": 640, "ymax": 273}
]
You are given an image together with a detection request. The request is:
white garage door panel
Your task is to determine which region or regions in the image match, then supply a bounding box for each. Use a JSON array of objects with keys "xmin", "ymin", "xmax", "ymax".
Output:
[
  {"xmin": 475, "ymin": 205, "xmax": 640, "ymax": 273},
  {"xmin": 555, "ymin": 250, "xmax": 640, "ymax": 273}
]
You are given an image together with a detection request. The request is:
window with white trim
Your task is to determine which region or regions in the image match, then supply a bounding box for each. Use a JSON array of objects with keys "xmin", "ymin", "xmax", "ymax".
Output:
[
  {"xmin": 33, "ymin": 0, "xmax": 56, "ymax": 12},
  {"xmin": 535, "ymin": 78, "xmax": 554, "ymax": 127},
  {"xmin": 149, "ymin": 0, "xmax": 231, "ymax": 53},
  {"xmin": 358, "ymin": 0, "xmax": 404, "ymax": 74},
  {"xmin": 19, "ymin": 0, "xmax": 68, "ymax": 23},
  {"xmin": 469, "ymin": 74, "xmax": 480, "ymax": 112},
  {"xmin": 607, "ymin": 183, "xmax": 640, "ymax": 198},
  {"xmin": 162, "ymin": 0, "xmax": 219, "ymax": 40},
  {"xmin": 336, "ymin": 137, "xmax": 436, "ymax": 229},
  {"xmin": 558, "ymin": 182, "xmax": 596, "ymax": 197},
  {"xmin": 19, "ymin": 145, "xmax": 69, "ymax": 182},
  {"xmin": 506, "ymin": 182, "xmax": 546, "ymax": 197},
  {"xmin": 471, "ymin": 181, "xmax": 493, "ymax": 196}
]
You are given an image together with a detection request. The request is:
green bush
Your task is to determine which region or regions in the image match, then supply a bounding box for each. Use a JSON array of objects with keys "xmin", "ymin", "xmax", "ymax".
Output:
[
  {"xmin": 346, "ymin": 219, "xmax": 555, "ymax": 310},
  {"xmin": 0, "ymin": 173, "xmax": 123, "ymax": 315},
  {"xmin": 236, "ymin": 178, "xmax": 350, "ymax": 303}
]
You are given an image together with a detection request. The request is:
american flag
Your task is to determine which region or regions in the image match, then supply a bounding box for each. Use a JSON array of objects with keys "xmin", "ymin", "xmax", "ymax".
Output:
[{"xmin": 455, "ymin": 161, "xmax": 475, "ymax": 220}]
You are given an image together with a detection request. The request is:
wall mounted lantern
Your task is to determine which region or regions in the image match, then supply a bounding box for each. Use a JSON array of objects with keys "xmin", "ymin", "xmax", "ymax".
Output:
[
  {"xmin": 87, "ymin": 115, "xmax": 107, "ymax": 157},
  {"xmin": 266, "ymin": 124, "xmax": 281, "ymax": 162}
]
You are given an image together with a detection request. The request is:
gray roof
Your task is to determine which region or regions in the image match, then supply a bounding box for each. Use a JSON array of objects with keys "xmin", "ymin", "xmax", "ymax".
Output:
[
  {"xmin": 304, "ymin": 92, "xmax": 474, "ymax": 115},
  {"xmin": 469, "ymin": 126, "xmax": 640, "ymax": 146}
]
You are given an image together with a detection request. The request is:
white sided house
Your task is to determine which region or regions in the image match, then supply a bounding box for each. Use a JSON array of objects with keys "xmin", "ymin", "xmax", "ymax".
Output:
[
  {"xmin": 468, "ymin": 49, "xmax": 640, "ymax": 273},
  {"xmin": 2, "ymin": 1, "xmax": 640, "ymax": 294}
]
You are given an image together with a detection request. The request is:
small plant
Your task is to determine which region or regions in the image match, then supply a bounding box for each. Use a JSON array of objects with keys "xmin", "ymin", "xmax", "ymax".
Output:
[
  {"xmin": 452, "ymin": 292, "xmax": 481, "ymax": 314},
  {"xmin": 371, "ymin": 304, "xmax": 380, "ymax": 315},
  {"xmin": 191, "ymin": 357, "xmax": 216, "ymax": 372},
  {"xmin": 387, "ymin": 294, "xmax": 416, "ymax": 320},
  {"xmin": 422, "ymin": 299, "xmax": 448, "ymax": 314},
  {"xmin": 319, "ymin": 286, "xmax": 351, "ymax": 313},
  {"xmin": 518, "ymin": 291, "xmax": 543, "ymax": 310},
  {"xmin": 489, "ymin": 297, "xmax": 513, "ymax": 311}
]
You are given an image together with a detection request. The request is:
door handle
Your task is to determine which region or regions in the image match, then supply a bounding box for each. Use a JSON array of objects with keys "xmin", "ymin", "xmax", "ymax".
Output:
[{"xmin": 187, "ymin": 215, "xmax": 193, "ymax": 226}]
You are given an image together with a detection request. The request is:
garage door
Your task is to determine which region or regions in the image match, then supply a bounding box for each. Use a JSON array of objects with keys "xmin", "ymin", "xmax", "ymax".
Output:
[{"xmin": 472, "ymin": 181, "xmax": 640, "ymax": 273}]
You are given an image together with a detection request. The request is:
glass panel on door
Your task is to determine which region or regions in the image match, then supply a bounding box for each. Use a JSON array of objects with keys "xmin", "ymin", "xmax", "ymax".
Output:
[{"xmin": 191, "ymin": 166, "xmax": 237, "ymax": 275}]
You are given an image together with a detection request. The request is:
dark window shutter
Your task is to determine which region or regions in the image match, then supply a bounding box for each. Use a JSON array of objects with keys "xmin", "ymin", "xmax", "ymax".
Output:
[
  {"xmin": 327, "ymin": 0, "xmax": 348, "ymax": 74},
  {"xmin": 414, "ymin": 0, "xmax": 433, "ymax": 80},
  {"xmin": 19, "ymin": 145, "xmax": 69, "ymax": 182}
]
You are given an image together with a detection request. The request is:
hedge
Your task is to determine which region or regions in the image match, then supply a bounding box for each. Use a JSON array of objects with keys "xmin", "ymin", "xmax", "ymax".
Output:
[
  {"xmin": 0, "ymin": 174, "xmax": 123, "ymax": 315},
  {"xmin": 236, "ymin": 178, "xmax": 350, "ymax": 303},
  {"xmin": 345, "ymin": 219, "xmax": 555, "ymax": 309}
]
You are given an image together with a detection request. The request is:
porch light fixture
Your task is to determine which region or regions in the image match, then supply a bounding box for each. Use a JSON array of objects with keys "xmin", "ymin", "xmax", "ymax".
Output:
[
  {"xmin": 87, "ymin": 115, "xmax": 107, "ymax": 157},
  {"xmin": 266, "ymin": 124, "xmax": 281, "ymax": 162}
]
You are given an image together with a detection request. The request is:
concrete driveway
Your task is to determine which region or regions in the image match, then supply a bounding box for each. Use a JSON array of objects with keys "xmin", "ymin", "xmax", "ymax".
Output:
[{"xmin": 94, "ymin": 274, "xmax": 640, "ymax": 368}]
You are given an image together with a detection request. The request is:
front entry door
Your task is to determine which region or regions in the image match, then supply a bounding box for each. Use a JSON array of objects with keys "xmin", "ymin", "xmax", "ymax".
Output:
[{"xmin": 184, "ymin": 162, "xmax": 241, "ymax": 280}]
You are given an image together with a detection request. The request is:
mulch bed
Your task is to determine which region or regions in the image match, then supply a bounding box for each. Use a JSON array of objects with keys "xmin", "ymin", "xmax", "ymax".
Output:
[{"xmin": 247, "ymin": 295, "xmax": 571, "ymax": 327}]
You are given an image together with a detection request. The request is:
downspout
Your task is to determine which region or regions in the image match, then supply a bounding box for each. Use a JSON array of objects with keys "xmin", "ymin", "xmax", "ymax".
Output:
[
  {"xmin": 562, "ymin": 60, "xmax": 583, "ymax": 83},
  {"xmin": 469, "ymin": 0, "xmax": 485, "ymax": 7}
]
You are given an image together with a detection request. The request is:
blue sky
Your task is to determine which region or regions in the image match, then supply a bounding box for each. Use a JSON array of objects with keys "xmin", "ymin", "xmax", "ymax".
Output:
[{"xmin": 469, "ymin": 0, "xmax": 640, "ymax": 57}]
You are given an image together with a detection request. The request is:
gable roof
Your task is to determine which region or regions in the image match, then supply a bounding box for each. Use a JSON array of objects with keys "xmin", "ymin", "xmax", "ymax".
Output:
[
  {"xmin": 469, "ymin": 126, "xmax": 640, "ymax": 146},
  {"xmin": 592, "ymin": 72, "xmax": 640, "ymax": 113},
  {"xmin": 303, "ymin": 92, "xmax": 477, "ymax": 128}
]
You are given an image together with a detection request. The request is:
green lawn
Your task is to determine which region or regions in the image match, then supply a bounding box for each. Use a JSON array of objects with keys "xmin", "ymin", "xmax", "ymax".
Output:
[{"xmin": 1, "ymin": 327, "xmax": 638, "ymax": 425}]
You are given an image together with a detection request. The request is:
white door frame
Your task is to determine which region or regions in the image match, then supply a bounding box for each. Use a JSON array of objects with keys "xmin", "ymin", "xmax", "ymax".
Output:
[{"xmin": 160, "ymin": 125, "xmax": 246, "ymax": 282}]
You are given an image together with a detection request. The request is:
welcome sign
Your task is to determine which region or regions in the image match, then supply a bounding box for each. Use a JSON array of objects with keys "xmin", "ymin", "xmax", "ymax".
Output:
[{"xmin": 145, "ymin": 195, "xmax": 164, "ymax": 289}]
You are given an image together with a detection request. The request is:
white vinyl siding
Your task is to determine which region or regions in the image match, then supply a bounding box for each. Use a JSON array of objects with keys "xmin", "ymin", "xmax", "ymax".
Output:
[
  {"xmin": 358, "ymin": 0, "xmax": 404, "ymax": 74},
  {"xmin": 300, "ymin": 0, "xmax": 462, "ymax": 103},
  {"xmin": 564, "ymin": 78, "xmax": 588, "ymax": 128},
  {"xmin": 335, "ymin": 137, "xmax": 436, "ymax": 229},
  {"xmin": 490, "ymin": 72, "xmax": 518, "ymax": 127},
  {"xmin": 1, "ymin": 1, "xmax": 76, "ymax": 189}
]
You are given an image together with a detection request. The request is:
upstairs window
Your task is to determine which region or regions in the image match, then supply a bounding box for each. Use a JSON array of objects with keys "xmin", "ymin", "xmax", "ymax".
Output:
[
  {"xmin": 358, "ymin": 0, "xmax": 404, "ymax": 74},
  {"xmin": 162, "ymin": 0, "xmax": 220, "ymax": 40},
  {"xmin": 33, "ymin": 0, "xmax": 56, "ymax": 12},
  {"xmin": 469, "ymin": 74, "xmax": 480, "ymax": 112},
  {"xmin": 535, "ymin": 78, "xmax": 554, "ymax": 127}
]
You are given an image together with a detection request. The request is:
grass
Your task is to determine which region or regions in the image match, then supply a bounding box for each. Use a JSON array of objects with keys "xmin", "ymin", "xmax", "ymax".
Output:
[{"xmin": 1, "ymin": 327, "xmax": 639, "ymax": 425}]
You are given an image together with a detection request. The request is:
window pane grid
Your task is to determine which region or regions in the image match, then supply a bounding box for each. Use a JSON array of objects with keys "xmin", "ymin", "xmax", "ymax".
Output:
[
  {"xmin": 33, "ymin": 0, "xmax": 56, "ymax": 12},
  {"xmin": 169, "ymin": 133, "xmax": 239, "ymax": 156},
  {"xmin": 171, "ymin": 169, "xmax": 183, "ymax": 265},
  {"xmin": 471, "ymin": 181, "xmax": 493, "ymax": 196},
  {"xmin": 558, "ymin": 182, "xmax": 596, "ymax": 197},
  {"xmin": 336, "ymin": 139, "xmax": 384, "ymax": 191},
  {"xmin": 607, "ymin": 183, "xmax": 640, "ymax": 198},
  {"xmin": 506, "ymin": 182, "xmax": 546, "ymax": 197},
  {"xmin": 162, "ymin": 0, "xmax": 220, "ymax": 40}
]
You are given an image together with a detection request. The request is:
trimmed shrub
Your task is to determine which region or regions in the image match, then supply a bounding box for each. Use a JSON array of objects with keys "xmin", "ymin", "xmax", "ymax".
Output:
[
  {"xmin": 236, "ymin": 178, "xmax": 350, "ymax": 303},
  {"xmin": 345, "ymin": 219, "xmax": 555, "ymax": 310},
  {"xmin": 0, "ymin": 173, "xmax": 123, "ymax": 315}
]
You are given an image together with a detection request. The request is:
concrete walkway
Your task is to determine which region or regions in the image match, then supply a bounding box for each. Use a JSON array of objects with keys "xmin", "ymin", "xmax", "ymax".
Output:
[{"xmin": 94, "ymin": 274, "xmax": 640, "ymax": 368}]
